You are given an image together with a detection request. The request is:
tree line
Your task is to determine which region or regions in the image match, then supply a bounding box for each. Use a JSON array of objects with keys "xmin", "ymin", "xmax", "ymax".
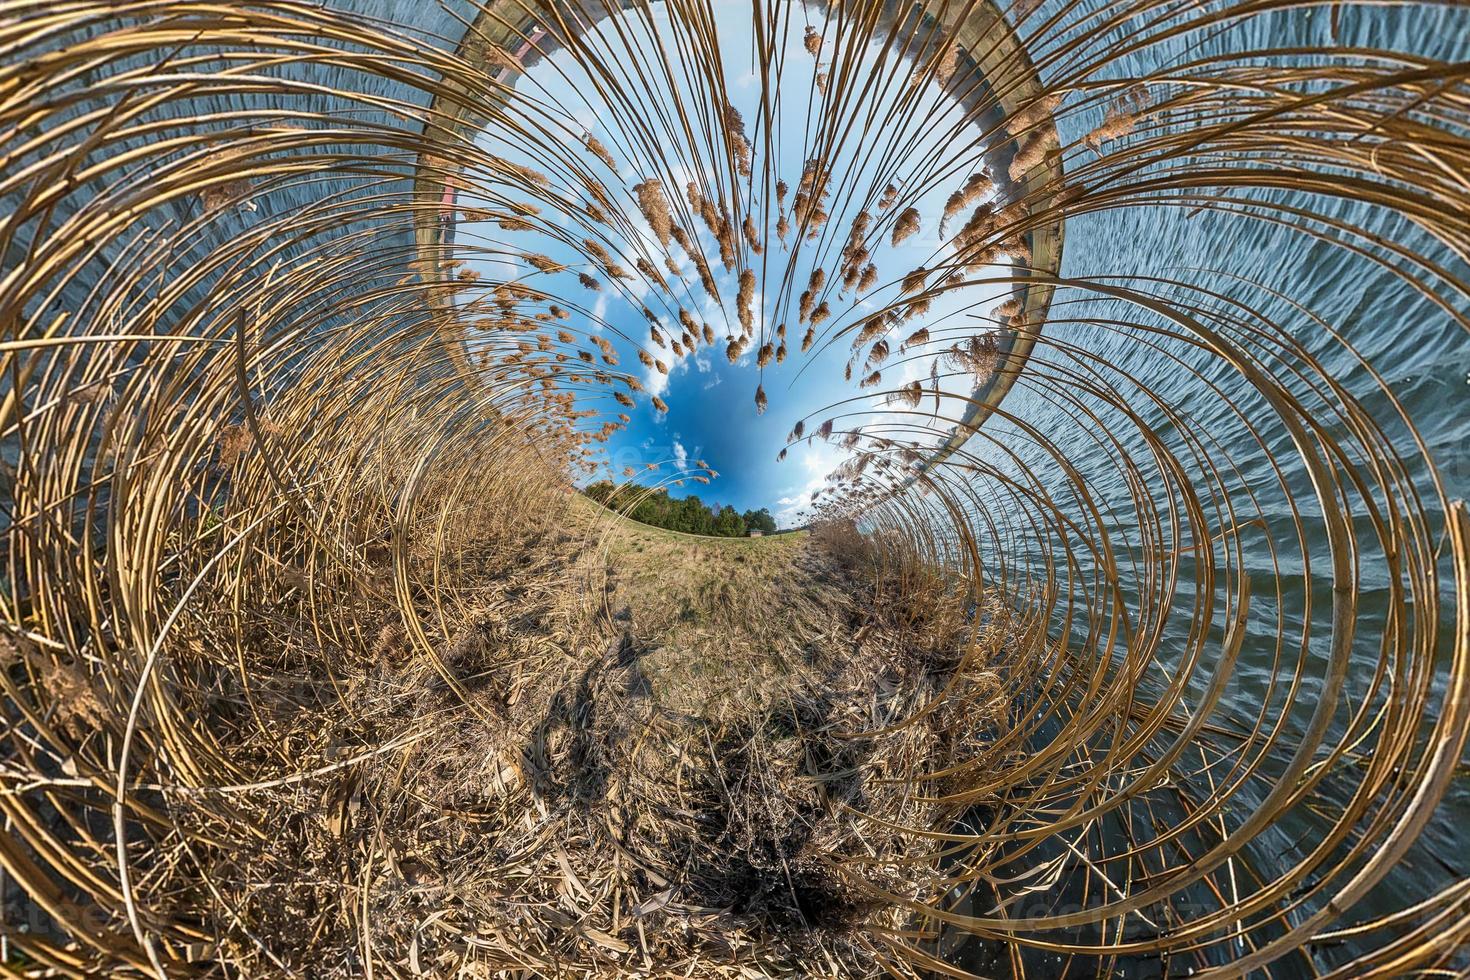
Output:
[{"xmin": 583, "ymin": 481, "xmax": 779, "ymax": 537}]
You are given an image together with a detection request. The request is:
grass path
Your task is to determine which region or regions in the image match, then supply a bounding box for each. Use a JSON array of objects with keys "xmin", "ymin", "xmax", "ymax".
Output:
[{"xmin": 570, "ymin": 495, "xmax": 859, "ymax": 720}]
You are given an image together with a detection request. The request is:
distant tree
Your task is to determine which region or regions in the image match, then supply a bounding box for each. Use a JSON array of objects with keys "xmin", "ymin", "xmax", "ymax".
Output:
[
  {"xmin": 713, "ymin": 505, "xmax": 746, "ymax": 538},
  {"xmin": 581, "ymin": 481, "xmax": 754, "ymax": 537},
  {"xmin": 741, "ymin": 507, "xmax": 777, "ymax": 534},
  {"xmin": 584, "ymin": 480, "xmax": 616, "ymax": 505}
]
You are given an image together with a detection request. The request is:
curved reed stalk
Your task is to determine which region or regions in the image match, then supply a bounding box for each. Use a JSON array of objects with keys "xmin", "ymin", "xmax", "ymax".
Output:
[{"xmin": 1, "ymin": 0, "xmax": 1467, "ymax": 976}]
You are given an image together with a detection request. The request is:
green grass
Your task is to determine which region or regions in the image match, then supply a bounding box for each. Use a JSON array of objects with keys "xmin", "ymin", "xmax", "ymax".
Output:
[{"xmin": 569, "ymin": 495, "xmax": 839, "ymax": 719}]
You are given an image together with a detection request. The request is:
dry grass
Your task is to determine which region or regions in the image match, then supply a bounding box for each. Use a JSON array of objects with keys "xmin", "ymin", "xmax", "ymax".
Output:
[
  {"xmin": 4, "ymin": 0, "xmax": 1469, "ymax": 977},
  {"xmin": 592, "ymin": 516, "xmax": 840, "ymax": 719},
  {"xmin": 161, "ymin": 489, "xmax": 1021, "ymax": 978}
]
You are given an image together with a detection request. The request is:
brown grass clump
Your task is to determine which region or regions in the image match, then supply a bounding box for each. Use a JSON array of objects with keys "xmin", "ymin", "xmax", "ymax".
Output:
[
  {"xmin": 1086, "ymin": 84, "xmax": 1148, "ymax": 150},
  {"xmin": 792, "ymin": 158, "xmax": 830, "ymax": 232},
  {"xmin": 525, "ymin": 252, "xmax": 566, "ymax": 273},
  {"xmin": 804, "ymin": 25, "xmax": 822, "ymax": 57},
  {"xmin": 945, "ymin": 331, "xmax": 1002, "ymax": 380},
  {"xmin": 738, "ymin": 268, "xmax": 757, "ymax": 335},
  {"xmin": 217, "ymin": 417, "xmax": 288, "ymax": 470},
  {"xmin": 1008, "ymin": 129, "xmax": 1052, "ymax": 182},
  {"xmin": 1007, "ymin": 92, "xmax": 1063, "ymax": 135},
  {"xmin": 724, "ymin": 102, "xmax": 753, "ymax": 177},
  {"xmin": 200, "ymin": 176, "xmax": 256, "ymax": 212},
  {"xmin": 39, "ymin": 657, "xmax": 107, "ymax": 737},
  {"xmin": 941, "ymin": 170, "xmax": 994, "ymax": 234},
  {"xmin": 634, "ymin": 178, "xmax": 675, "ymax": 248},
  {"xmin": 585, "ymin": 132, "xmax": 618, "ymax": 168},
  {"xmin": 636, "ymin": 255, "xmax": 667, "ymax": 287},
  {"xmin": 993, "ymin": 296, "xmax": 1024, "ymax": 320},
  {"xmin": 891, "ymin": 206, "xmax": 921, "ymax": 245},
  {"xmin": 931, "ymin": 39, "xmax": 961, "ymax": 85},
  {"xmin": 891, "ymin": 379, "xmax": 924, "ymax": 408},
  {"xmin": 798, "ymin": 287, "xmax": 815, "ymax": 324},
  {"xmin": 742, "ymin": 213, "xmax": 763, "ymax": 254}
]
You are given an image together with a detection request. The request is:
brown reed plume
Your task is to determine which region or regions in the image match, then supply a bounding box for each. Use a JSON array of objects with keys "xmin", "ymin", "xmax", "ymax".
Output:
[{"xmin": 1, "ymin": 0, "xmax": 1469, "ymax": 977}]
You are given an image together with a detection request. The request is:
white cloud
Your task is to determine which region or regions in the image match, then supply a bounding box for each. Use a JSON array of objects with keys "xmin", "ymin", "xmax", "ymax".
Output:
[
  {"xmin": 643, "ymin": 318, "xmax": 699, "ymax": 398},
  {"xmin": 673, "ymin": 437, "xmax": 688, "ymax": 469},
  {"xmin": 643, "ymin": 360, "xmax": 670, "ymax": 397},
  {"xmin": 773, "ymin": 441, "xmax": 841, "ymax": 527}
]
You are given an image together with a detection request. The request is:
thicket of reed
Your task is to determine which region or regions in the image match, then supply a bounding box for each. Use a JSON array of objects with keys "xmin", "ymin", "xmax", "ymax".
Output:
[{"xmin": 0, "ymin": 0, "xmax": 1468, "ymax": 977}]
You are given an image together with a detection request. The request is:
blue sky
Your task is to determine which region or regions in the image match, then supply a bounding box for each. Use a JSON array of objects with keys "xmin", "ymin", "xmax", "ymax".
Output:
[{"xmin": 455, "ymin": 2, "xmax": 1013, "ymax": 525}]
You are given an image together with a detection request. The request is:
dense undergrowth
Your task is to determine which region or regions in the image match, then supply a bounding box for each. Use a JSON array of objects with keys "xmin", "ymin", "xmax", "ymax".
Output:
[
  {"xmin": 110, "ymin": 460, "xmax": 1022, "ymax": 976},
  {"xmin": 2, "ymin": 0, "xmax": 1468, "ymax": 977}
]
